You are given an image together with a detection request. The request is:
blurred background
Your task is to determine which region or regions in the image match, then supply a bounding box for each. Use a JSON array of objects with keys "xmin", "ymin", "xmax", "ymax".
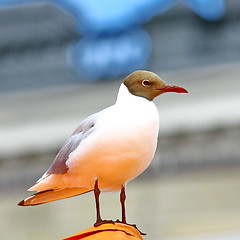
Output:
[{"xmin": 0, "ymin": 0, "xmax": 240, "ymax": 239}]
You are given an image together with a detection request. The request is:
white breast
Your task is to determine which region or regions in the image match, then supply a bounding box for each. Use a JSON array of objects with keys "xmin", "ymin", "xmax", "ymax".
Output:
[{"xmin": 65, "ymin": 84, "xmax": 160, "ymax": 190}]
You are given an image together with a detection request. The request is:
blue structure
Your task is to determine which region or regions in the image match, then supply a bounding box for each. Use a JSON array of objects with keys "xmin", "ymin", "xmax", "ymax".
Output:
[
  {"xmin": 0, "ymin": 0, "xmax": 225, "ymax": 81},
  {"xmin": 68, "ymin": 28, "xmax": 151, "ymax": 81}
]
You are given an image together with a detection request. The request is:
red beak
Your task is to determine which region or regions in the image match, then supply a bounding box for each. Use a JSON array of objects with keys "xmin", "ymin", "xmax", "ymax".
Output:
[{"xmin": 160, "ymin": 85, "xmax": 188, "ymax": 93}]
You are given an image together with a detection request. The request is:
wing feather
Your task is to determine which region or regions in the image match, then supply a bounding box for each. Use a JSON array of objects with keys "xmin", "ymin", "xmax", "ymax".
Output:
[{"xmin": 47, "ymin": 112, "xmax": 100, "ymax": 175}]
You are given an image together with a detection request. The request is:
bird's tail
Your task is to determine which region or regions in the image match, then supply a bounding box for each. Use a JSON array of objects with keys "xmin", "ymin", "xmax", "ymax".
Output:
[{"xmin": 18, "ymin": 187, "xmax": 92, "ymax": 206}]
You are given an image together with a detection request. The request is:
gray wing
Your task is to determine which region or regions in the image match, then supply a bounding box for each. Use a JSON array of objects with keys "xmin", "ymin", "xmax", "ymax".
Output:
[{"xmin": 47, "ymin": 111, "xmax": 101, "ymax": 175}]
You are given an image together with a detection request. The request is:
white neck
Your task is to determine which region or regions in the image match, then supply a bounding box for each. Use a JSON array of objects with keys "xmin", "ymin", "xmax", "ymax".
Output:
[
  {"xmin": 114, "ymin": 83, "xmax": 159, "ymax": 134},
  {"xmin": 116, "ymin": 83, "xmax": 150, "ymax": 106}
]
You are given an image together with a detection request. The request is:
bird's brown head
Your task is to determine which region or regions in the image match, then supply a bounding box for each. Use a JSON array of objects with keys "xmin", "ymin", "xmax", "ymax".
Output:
[{"xmin": 124, "ymin": 70, "xmax": 188, "ymax": 101}]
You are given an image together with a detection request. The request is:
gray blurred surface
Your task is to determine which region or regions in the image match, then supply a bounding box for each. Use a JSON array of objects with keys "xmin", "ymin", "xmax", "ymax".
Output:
[
  {"xmin": 1, "ymin": 166, "xmax": 240, "ymax": 240},
  {"xmin": 1, "ymin": 1, "xmax": 240, "ymax": 240},
  {"xmin": 0, "ymin": 2, "xmax": 78, "ymax": 92}
]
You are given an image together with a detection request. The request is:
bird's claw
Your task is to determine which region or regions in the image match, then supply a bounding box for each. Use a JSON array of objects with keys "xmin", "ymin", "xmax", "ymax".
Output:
[
  {"xmin": 94, "ymin": 219, "xmax": 146, "ymax": 235},
  {"xmin": 94, "ymin": 219, "xmax": 115, "ymax": 227},
  {"xmin": 114, "ymin": 219, "xmax": 146, "ymax": 236}
]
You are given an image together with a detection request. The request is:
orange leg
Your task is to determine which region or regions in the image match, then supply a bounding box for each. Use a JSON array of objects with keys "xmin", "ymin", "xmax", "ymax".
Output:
[
  {"xmin": 94, "ymin": 179, "xmax": 102, "ymax": 224},
  {"xmin": 120, "ymin": 185, "xmax": 126, "ymax": 223},
  {"xmin": 94, "ymin": 179, "xmax": 113, "ymax": 227}
]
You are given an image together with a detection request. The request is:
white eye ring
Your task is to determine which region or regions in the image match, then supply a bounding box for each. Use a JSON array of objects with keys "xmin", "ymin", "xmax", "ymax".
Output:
[{"xmin": 142, "ymin": 79, "xmax": 151, "ymax": 86}]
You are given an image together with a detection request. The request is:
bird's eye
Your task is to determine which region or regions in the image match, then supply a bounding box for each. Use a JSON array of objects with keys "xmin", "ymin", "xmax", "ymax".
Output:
[{"xmin": 142, "ymin": 79, "xmax": 151, "ymax": 86}]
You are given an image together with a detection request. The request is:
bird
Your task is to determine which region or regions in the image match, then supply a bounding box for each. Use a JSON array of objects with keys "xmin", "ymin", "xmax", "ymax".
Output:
[{"xmin": 18, "ymin": 70, "xmax": 188, "ymax": 227}]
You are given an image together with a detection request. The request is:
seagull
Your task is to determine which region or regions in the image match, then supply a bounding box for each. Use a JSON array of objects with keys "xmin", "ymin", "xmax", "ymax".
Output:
[{"xmin": 18, "ymin": 70, "xmax": 187, "ymax": 227}]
